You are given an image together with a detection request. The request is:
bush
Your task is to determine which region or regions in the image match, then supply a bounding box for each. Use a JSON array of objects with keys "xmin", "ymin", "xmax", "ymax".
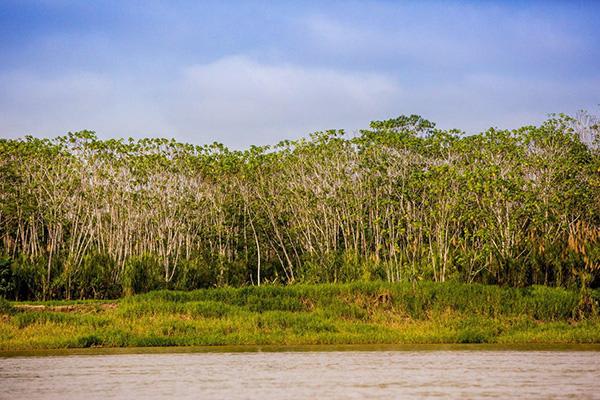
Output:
[
  {"xmin": 0, "ymin": 257, "xmax": 14, "ymax": 299},
  {"xmin": 11, "ymin": 256, "xmax": 45, "ymax": 301},
  {"xmin": 76, "ymin": 253, "xmax": 121, "ymax": 299},
  {"xmin": 122, "ymin": 254, "xmax": 164, "ymax": 296},
  {"xmin": 173, "ymin": 258, "xmax": 215, "ymax": 290},
  {"xmin": 76, "ymin": 334, "xmax": 102, "ymax": 348},
  {"xmin": 0, "ymin": 297, "xmax": 14, "ymax": 315}
]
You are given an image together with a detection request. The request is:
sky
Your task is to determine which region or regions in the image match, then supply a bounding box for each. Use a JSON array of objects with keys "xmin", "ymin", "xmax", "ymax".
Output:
[{"xmin": 0, "ymin": 0, "xmax": 599, "ymax": 148}]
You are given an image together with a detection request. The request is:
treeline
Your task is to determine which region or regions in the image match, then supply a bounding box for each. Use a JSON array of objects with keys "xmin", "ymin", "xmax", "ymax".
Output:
[{"xmin": 0, "ymin": 113, "xmax": 599, "ymax": 300}]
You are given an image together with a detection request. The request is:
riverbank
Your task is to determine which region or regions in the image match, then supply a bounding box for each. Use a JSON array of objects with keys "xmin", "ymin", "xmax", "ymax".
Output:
[
  {"xmin": 1, "ymin": 282, "xmax": 599, "ymax": 350},
  {"xmin": 3, "ymin": 343, "xmax": 600, "ymax": 358}
]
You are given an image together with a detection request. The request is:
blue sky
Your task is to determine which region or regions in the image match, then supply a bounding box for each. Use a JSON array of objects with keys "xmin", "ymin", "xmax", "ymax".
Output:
[{"xmin": 1, "ymin": 0, "xmax": 599, "ymax": 147}]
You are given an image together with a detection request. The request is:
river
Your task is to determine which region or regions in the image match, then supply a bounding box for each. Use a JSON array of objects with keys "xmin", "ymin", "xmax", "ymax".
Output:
[{"xmin": 1, "ymin": 347, "xmax": 599, "ymax": 399}]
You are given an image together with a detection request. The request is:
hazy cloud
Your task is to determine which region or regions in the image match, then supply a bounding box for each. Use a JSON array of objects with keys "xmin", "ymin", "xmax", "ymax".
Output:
[
  {"xmin": 1, "ymin": 1, "xmax": 599, "ymax": 147},
  {"xmin": 163, "ymin": 56, "xmax": 402, "ymax": 146},
  {"xmin": 0, "ymin": 57, "xmax": 403, "ymax": 147},
  {"xmin": 1, "ymin": 54, "xmax": 598, "ymax": 148},
  {"xmin": 0, "ymin": 70, "xmax": 172, "ymax": 139}
]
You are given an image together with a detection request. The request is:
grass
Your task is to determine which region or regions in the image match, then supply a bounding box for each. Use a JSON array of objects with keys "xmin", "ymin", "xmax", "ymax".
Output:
[{"xmin": 1, "ymin": 281, "xmax": 599, "ymax": 351}]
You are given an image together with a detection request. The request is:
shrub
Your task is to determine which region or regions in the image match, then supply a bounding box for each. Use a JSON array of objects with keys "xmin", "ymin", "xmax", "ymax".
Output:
[
  {"xmin": 122, "ymin": 254, "xmax": 164, "ymax": 296},
  {"xmin": 0, "ymin": 257, "xmax": 14, "ymax": 299}
]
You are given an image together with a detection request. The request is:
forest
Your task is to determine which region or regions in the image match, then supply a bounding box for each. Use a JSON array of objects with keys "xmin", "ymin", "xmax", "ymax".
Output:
[{"xmin": 0, "ymin": 112, "xmax": 598, "ymax": 300}]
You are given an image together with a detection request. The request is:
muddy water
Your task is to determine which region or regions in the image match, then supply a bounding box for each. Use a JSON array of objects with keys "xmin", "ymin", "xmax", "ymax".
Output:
[{"xmin": 1, "ymin": 349, "xmax": 599, "ymax": 399}]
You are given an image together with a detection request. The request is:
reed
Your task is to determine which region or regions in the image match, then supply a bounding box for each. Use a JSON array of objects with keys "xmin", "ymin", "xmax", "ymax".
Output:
[{"xmin": 1, "ymin": 281, "xmax": 599, "ymax": 350}]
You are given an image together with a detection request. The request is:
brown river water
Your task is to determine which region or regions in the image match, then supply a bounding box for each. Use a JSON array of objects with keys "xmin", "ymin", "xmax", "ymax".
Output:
[{"xmin": 1, "ymin": 346, "xmax": 599, "ymax": 399}]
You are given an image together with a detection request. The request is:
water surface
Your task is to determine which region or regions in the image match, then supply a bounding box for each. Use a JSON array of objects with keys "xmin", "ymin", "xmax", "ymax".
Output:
[{"xmin": 2, "ymin": 348, "xmax": 599, "ymax": 399}]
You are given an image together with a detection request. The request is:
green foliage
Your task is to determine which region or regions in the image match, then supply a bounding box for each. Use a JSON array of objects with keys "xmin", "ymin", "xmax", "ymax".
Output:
[
  {"xmin": 0, "ymin": 258, "xmax": 14, "ymax": 298},
  {"xmin": 122, "ymin": 255, "xmax": 164, "ymax": 296},
  {"xmin": 0, "ymin": 112, "xmax": 598, "ymax": 299},
  {"xmin": 10, "ymin": 257, "xmax": 45, "ymax": 301},
  {"xmin": 72, "ymin": 253, "xmax": 120, "ymax": 299},
  {"xmin": 456, "ymin": 318, "xmax": 500, "ymax": 343},
  {"xmin": 1, "ymin": 282, "xmax": 599, "ymax": 351},
  {"xmin": 172, "ymin": 258, "xmax": 215, "ymax": 290},
  {"xmin": 76, "ymin": 334, "xmax": 102, "ymax": 348},
  {"xmin": 0, "ymin": 297, "xmax": 14, "ymax": 315}
]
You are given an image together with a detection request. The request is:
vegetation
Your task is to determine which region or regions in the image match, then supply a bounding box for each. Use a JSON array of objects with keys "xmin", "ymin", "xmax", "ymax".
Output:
[
  {"xmin": 0, "ymin": 111, "xmax": 599, "ymax": 300},
  {"xmin": 1, "ymin": 282, "xmax": 599, "ymax": 351}
]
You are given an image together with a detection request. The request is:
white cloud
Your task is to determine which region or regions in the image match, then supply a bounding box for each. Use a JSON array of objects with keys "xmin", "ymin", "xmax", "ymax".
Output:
[
  {"xmin": 1, "ymin": 2, "xmax": 598, "ymax": 148},
  {"xmin": 0, "ymin": 57, "xmax": 404, "ymax": 146},
  {"xmin": 1, "ymin": 56, "xmax": 598, "ymax": 147},
  {"xmin": 162, "ymin": 56, "xmax": 402, "ymax": 146},
  {"xmin": 402, "ymin": 74, "xmax": 600, "ymax": 133},
  {"xmin": 0, "ymin": 70, "xmax": 172, "ymax": 138}
]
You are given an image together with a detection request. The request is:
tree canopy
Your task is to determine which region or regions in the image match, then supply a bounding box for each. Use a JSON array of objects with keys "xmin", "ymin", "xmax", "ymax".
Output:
[{"xmin": 1, "ymin": 112, "xmax": 598, "ymax": 299}]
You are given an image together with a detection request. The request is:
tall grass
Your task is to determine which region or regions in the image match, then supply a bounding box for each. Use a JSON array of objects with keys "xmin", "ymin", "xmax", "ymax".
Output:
[{"xmin": 1, "ymin": 281, "xmax": 599, "ymax": 351}]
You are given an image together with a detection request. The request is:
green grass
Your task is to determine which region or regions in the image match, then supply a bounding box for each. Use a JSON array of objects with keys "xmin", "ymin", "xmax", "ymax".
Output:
[{"xmin": 1, "ymin": 281, "xmax": 599, "ymax": 351}]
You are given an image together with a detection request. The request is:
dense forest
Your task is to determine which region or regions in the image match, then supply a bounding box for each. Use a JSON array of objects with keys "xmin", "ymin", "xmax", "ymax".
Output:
[{"xmin": 0, "ymin": 112, "xmax": 599, "ymax": 300}]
